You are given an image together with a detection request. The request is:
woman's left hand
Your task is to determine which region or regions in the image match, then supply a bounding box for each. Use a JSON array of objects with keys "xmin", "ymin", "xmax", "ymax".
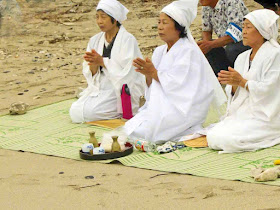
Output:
[
  {"xmin": 133, "ymin": 57, "xmax": 158, "ymax": 81},
  {"xmin": 218, "ymin": 67, "xmax": 247, "ymax": 87}
]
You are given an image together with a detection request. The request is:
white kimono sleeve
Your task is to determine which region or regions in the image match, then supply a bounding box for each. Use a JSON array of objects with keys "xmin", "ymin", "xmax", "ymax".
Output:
[
  {"xmin": 81, "ymin": 43, "xmax": 101, "ymax": 97},
  {"xmin": 247, "ymin": 52, "xmax": 280, "ymax": 121},
  {"xmin": 82, "ymin": 43, "xmax": 93, "ymax": 80},
  {"xmin": 156, "ymin": 47, "xmax": 213, "ymax": 117}
]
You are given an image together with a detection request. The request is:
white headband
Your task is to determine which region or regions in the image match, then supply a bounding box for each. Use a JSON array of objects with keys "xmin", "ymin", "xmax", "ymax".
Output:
[
  {"xmin": 96, "ymin": 0, "xmax": 129, "ymax": 23},
  {"xmin": 245, "ymin": 9, "xmax": 279, "ymax": 47},
  {"xmin": 161, "ymin": 0, "xmax": 198, "ymax": 30}
]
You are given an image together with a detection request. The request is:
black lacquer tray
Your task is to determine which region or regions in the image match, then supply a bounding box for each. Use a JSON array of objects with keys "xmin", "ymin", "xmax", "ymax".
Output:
[{"xmin": 79, "ymin": 142, "xmax": 133, "ymax": 160}]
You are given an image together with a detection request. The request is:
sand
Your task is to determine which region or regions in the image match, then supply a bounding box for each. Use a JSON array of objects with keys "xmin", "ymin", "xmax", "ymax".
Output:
[{"xmin": 1, "ymin": 0, "xmax": 280, "ymax": 209}]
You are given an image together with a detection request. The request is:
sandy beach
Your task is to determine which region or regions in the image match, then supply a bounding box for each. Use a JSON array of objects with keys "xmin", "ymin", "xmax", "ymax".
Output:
[{"xmin": 1, "ymin": 0, "xmax": 280, "ymax": 209}]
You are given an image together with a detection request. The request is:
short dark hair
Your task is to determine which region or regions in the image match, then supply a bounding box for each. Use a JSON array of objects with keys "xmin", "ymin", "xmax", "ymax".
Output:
[
  {"xmin": 96, "ymin": 9, "xmax": 121, "ymax": 28},
  {"xmin": 254, "ymin": 0, "xmax": 280, "ymax": 10},
  {"xmin": 174, "ymin": 20, "xmax": 187, "ymax": 38},
  {"xmin": 166, "ymin": 14, "xmax": 187, "ymax": 38},
  {"xmin": 109, "ymin": 16, "xmax": 121, "ymax": 28}
]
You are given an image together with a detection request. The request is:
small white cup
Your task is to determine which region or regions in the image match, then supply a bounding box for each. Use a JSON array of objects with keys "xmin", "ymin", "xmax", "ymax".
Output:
[
  {"xmin": 93, "ymin": 147, "xmax": 105, "ymax": 154},
  {"xmin": 81, "ymin": 143, "xmax": 94, "ymax": 153}
]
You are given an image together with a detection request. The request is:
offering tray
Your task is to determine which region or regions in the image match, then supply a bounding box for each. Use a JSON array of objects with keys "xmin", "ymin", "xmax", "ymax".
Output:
[{"xmin": 79, "ymin": 142, "xmax": 133, "ymax": 160}]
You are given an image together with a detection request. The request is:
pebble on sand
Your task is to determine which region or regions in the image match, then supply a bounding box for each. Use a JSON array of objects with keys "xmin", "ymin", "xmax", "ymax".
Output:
[
  {"xmin": 85, "ymin": 176, "xmax": 94, "ymax": 180},
  {"xmin": 33, "ymin": 96, "xmax": 40, "ymax": 100}
]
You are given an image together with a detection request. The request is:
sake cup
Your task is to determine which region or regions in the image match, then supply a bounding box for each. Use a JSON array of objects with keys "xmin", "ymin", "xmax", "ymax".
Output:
[
  {"xmin": 93, "ymin": 147, "xmax": 105, "ymax": 154},
  {"xmin": 81, "ymin": 143, "xmax": 94, "ymax": 153}
]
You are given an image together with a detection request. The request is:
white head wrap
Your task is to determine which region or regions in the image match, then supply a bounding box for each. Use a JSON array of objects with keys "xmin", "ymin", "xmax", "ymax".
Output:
[
  {"xmin": 96, "ymin": 0, "xmax": 129, "ymax": 23},
  {"xmin": 244, "ymin": 9, "xmax": 279, "ymax": 47},
  {"xmin": 161, "ymin": 0, "xmax": 197, "ymax": 30},
  {"xmin": 161, "ymin": 0, "xmax": 227, "ymax": 109}
]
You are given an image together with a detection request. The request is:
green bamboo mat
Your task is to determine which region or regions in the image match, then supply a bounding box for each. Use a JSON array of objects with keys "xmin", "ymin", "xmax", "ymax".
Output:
[{"xmin": 1, "ymin": 99, "xmax": 280, "ymax": 186}]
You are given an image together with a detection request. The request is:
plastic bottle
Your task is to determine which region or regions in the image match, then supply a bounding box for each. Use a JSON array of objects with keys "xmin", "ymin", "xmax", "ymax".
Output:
[
  {"xmin": 134, "ymin": 139, "xmax": 156, "ymax": 152},
  {"xmin": 121, "ymin": 84, "xmax": 133, "ymax": 120}
]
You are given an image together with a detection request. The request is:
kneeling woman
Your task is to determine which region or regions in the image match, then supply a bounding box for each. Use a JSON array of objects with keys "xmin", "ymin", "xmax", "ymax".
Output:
[
  {"xmin": 70, "ymin": 0, "xmax": 145, "ymax": 123},
  {"xmin": 207, "ymin": 9, "xmax": 280, "ymax": 153},
  {"xmin": 124, "ymin": 0, "xmax": 226, "ymax": 143}
]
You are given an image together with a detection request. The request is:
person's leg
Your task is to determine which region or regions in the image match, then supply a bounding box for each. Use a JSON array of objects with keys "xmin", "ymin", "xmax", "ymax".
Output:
[
  {"xmin": 83, "ymin": 95, "xmax": 121, "ymax": 122},
  {"xmin": 205, "ymin": 47, "xmax": 231, "ymax": 76},
  {"xmin": 207, "ymin": 115, "xmax": 280, "ymax": 153},
  {"xmin": 225, "ymin": 42, "xmax": 250, "ymax": 67},
  {"xmin": 69, "ymin": 100, "xmax": 84, "ymax": 123}
]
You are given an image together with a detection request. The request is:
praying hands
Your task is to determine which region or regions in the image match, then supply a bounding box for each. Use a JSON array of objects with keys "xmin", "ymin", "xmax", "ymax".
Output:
[
  {"xmin": 218, "ymin": 67, "xmax": 247, "ymax": 88},
  {"xmin": 84, "ymin": 49, "xmax": 105, "ymax": 67},
  {"xmin": 133, "ymin": 57, "xmax": 159, "ymax": 84}
]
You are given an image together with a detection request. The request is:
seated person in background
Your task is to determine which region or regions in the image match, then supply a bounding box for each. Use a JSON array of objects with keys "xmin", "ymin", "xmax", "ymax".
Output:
[
  {"xmin": 70, "ymin": 0, "xmax": 145, "ymax": 123},
  {"xmin": 254, "ymin": 0, "xmax": 280, "ymax": 15},
  {"xmin": 123, "ymin": 0, "xmax": 226, "ymax": 144},
  {"xmin": 198, "ymin": 0, "xmax": 250, "ymax": 76},
  {"xmin": 207, "ymin": 9, "xmax": 280, "ymax": 153}
]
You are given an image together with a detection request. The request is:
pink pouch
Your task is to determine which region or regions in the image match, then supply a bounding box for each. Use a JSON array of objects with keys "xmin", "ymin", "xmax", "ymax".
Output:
[{"xmin": 121, "ymin": 84, "xmax": 133, "ymax": 119}]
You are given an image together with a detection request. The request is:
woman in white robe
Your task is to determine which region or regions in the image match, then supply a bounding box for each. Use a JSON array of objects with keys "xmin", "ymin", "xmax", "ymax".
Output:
[
  {"xmin": 123, "ymin": 0, "xmax": 226, "ymax": 144},
  {"xmin": 207, "ymin": 9, "xmax": 280, "ymax": 153},
  {"xmin": 69, "ymin": 0, "xmax": 145, "ymax": 123}
]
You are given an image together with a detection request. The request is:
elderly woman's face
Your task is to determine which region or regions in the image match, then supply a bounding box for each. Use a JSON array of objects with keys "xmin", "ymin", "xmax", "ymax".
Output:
[
  {"xmin": 96, "ymin": 10, "xmax": 116, "ymax": 32},
  {"xmin": 158, "ymin": 13, "xmax": 180, "ymax": 44},
  {"xmin": 242, "ymin": 19, "xmax": 264, "ymax": 47}
]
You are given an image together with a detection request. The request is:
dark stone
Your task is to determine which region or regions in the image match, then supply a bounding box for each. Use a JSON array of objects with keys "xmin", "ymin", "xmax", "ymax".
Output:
[{"xmin": 85, "ymin": 175, "xmax": 94, "ymax": 179}]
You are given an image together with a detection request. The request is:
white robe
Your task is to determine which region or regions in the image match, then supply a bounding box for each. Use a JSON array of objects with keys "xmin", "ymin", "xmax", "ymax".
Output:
[
  {"xmin": 207, "ymin": 41, "xmax": 280, "ymax": 153},
  {"xmin": 70, "ymin": 26, "xmax": 146, "ymax": 123},
  {"xmin": 124, "ymin": 38, "xmax": 215, "ymax": 143}
]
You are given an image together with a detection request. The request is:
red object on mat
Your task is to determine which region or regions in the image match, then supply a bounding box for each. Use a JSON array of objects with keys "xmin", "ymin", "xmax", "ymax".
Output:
[{"xmin": 121, "ymin": 84, "xmax": 133, "ymax": 119}]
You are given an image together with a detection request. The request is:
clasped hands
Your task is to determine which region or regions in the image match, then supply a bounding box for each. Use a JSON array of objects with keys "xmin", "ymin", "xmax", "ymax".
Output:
[
  {"xmin": 133, "ymin": 57, "xmax": 158, "ymax": 80},
  {"xmin": 84, "ymin": 49, "xmax": 104, "ymax": 67},
  {"xmin": 218, "ymin": 67, "xmax": 247, "ymax": 88}
]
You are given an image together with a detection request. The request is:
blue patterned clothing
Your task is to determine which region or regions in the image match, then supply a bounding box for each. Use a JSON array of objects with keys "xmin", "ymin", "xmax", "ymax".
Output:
[{"xmin": 202, "ymin": 0, "xmax": 249, "ymax": 38}]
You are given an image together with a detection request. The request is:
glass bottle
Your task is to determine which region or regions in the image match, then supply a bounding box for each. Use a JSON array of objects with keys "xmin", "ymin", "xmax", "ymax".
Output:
[{"xmin": 134, "ymin": 139, "xmax": 156, "ymax": 152}]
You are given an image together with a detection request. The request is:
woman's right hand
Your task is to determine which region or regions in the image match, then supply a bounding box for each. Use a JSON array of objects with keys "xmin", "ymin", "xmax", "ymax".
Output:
[
  {"xmin": 83, "ymin": 52, "xmax": 99, "ymax": 75},
  {"xmin": 84, "ymin": 49, "xmax": 104, "ymax": 67},
  {"xmin": 218, "ymin": 67, "xmax": 247, "ymax": 87}
]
